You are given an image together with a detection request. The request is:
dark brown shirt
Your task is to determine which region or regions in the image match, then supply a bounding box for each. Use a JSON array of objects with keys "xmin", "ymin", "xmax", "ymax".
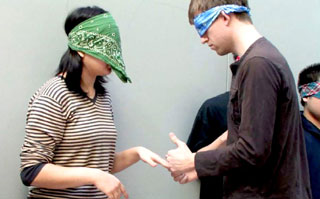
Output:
[{"xmin": 195, "ymin": 38, "xmax": 312, "ymax": 199}]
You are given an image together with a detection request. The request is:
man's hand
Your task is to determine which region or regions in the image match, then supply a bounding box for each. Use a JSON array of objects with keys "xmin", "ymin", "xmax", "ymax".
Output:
[
  {"xmin": 166, "ymin": 132, "xmax": 198, "ymax": 183},
  {"xmin": 170, "ymin": 168, "xmax": 198, "ymax": 184}
]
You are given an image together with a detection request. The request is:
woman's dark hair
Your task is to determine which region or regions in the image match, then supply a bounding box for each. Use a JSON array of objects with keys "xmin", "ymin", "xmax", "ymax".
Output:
[
  {"xmin": 298, "ymin": 63, "xmax": 320, "ymax": 106},
  {"xmin": 56, "ymin": 6, "xmax": 108, "ymax": 96}
]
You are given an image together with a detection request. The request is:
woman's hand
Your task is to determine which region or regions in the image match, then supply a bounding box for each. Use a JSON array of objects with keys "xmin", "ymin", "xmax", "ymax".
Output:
[
  {"xmin": 93, "ymin": 170, "xmax": 128, "ymax": 199},
  {"xmin": 136, "ymin": 146, "xmax": 169, "ymax": 169}
]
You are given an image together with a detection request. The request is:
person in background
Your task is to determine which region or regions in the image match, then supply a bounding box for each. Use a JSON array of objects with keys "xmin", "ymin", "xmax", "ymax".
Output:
[
  {"xmin": 20, "ymin": 6, "xmax": 168, "ymax": 199},
  {"xmin": 166, "ymin": 0, "xmax": 312, "ymax": 198},
  {"xmin": 187, "ymin": 91, "xmax": 229, "ymax": 199},
  {"xmin": 186, "ymin": 54, "xmax": 235, "ymax": 199},
  {"xmin": 298, "ymin": 63, "xmax": 320, "ymax": 199}
]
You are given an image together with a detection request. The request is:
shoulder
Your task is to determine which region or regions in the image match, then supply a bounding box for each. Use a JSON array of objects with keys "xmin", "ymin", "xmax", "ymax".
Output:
[
  {"xmin": 98, "ymin": 90, "xmax": 112, "ymax": 104},
  {"xmin": 29, "ymin": 76, "xmax": 72, "ymax": 107},
  {"xmin": 202, "ymin": 92, "xmax": 229, "ymax": 109},
  {"xmin": 243, "ymin": 38, "xmax": 289, "ymax": 72},
  {"xmin": 199, "ymin": 92, "xmax": 229, "ymax": 117}
]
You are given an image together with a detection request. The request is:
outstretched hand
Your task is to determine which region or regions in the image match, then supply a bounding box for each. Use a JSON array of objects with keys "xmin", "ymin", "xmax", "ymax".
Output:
[
  {"xmin": 166, "ymin": 132, "xmax": 198, "ymax": 183},
  {"xmin": 166, "ymin": 132, "xmax": 194, "ymax": 173},
  {"xmin": 137, "ymin": 146, "xmax": 169, "ymax": 169}
]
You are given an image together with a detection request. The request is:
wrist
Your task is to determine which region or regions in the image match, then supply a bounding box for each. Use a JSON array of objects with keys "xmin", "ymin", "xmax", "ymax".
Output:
[
  {"xmin": 88, "ymin": 168, "xmax": 105, "ymax": 185},
  {"xmin": 189, "ymin": 153, "xmax": 196, "ymax": 170},
  {"xmin": 135, "ymin": 146, "xmax": 143, "ymax": 156}
]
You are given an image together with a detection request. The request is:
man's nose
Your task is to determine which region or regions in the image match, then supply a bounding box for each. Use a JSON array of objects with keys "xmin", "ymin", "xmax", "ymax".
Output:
[{"xmin": 200, "ymin": 36, "xmax": 208, "ymax": 44}]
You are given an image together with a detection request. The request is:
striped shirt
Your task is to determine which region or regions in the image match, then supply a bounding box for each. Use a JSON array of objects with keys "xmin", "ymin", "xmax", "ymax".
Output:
[{"xmin": 20, "ymin": 76, "xmax": 117, "ymax": 198}]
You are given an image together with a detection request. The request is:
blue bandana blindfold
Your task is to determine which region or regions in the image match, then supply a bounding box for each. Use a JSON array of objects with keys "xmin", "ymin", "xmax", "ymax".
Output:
[{"xmin": 194, "ymin": 4, "xmax": 251, "ymax": 37}]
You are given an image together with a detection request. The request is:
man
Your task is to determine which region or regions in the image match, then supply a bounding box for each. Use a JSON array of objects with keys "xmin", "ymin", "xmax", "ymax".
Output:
[
  {"xmin": 187, "ymin": 92, "xmax": 229, "ymax": 199},
  {"xmin": 298, "ymin": 63, "xmax": 320, "ymax": 199},
  {"xmin": 166, "ymin": 0, "xmax": 311, "ymax": 198}
]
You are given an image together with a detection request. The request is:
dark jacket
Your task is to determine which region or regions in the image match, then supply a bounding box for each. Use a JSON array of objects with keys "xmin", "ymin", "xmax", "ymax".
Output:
[
  {"xmin": 187, "ymin": 92, "xmax": 229, "ymax": 199},
  {"xmin": 301, "ymin": 112, "xmax": 320, "ymax": 199}
]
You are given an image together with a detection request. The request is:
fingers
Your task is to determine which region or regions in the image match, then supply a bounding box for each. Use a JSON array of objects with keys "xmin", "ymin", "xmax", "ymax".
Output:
[
  {"xmin": 110, "ymin": 183, "xmax": 127, "ymax": 199},
  {"xmin": 95, "ymin": 172, "xmax": 128, "ymax": 199},
  {"xmin": 139, "ymin": 147, "xmax": 169, "ymax": 168},
  {"xmin": 113, "ymin": 186, "xmax": 120, "ymax": 199},
  {"xmin": 178, "ymin": 174, "xmax": 189, "ymax": 184},
  {"xmin": 146, "ymin": 156, "xmax": 169, "ymax": 168},
  {"xmin": 169, "ymin": 132, "xmax": 184, "ymax": 147},
  {"xmin": 120, "ymin": 184, "xmax": 129, "ymax": 199},
  {"xmin": 170, "ymin": 170, "xmax": 183, "ymax": 178},
  {"xmin": 151, "ymin": 155, "xmax": 169, "ymax": 168},
  {"xmin": 173, "ymin": 173, "xmax": 186, "ymax": 182}
]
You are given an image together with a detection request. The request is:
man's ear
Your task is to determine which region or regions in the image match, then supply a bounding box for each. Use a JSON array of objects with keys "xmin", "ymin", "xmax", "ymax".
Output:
[
  {"xmin": 77, "ymin": 51, "xmax": 85, "ymax": 58},
  {"xmin": 302, "ymin": 97, "xmax": 309, "ymax": 103},
  {"xmin": 220, "ymin": 11, "xmax": 231, "ymax": 25}
]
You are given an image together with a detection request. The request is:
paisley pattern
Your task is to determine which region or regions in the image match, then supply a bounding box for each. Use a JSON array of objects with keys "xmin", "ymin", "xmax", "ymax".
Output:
[
  {"xmin": 68, "ymin": 13, "xmax": 131, "ymax": 83},
  {"xmin": 69, "ymin": 30, "xmax": 125, "ymax": 75}
]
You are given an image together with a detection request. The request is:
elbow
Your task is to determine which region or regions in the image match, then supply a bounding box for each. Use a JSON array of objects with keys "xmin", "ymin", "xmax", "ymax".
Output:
[
  {"xmin": 20, "ymin": 163, "xmax": 46, "ymax": 186},
  {"xmin": 20, "ymin": 170, "xmax": 32, "ymax": 186},
  {"xmin": 236, "ymin": 142, "xmax": 271, "ymax": 167}
]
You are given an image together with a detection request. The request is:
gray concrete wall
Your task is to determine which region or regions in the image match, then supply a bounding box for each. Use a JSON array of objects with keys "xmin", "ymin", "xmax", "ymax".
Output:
[{"xmin": 0, "ymin": 0, "xmax": 319, "ymax": 198}]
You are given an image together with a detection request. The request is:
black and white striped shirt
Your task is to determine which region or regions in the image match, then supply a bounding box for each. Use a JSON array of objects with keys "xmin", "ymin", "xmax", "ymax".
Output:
[{"xmin": 20, "ymin": 76, "xmax": 117, "ymax": 198}]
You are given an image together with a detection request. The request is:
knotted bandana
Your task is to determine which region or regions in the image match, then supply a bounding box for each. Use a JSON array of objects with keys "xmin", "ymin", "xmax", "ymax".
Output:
[
  {"xmin": 194, "ymin": 4, "xmax": 251, "ymax": 37},
  {"xmin": 68, "ymin": 13, "xmax": 131, "ymax": 83},
  {"xmin": 299, "ymin": 82, "xmax": 320, "ymax": 99}
]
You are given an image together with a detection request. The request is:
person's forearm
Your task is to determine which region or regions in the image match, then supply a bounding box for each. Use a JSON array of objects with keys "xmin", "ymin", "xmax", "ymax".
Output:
[
  {"xmin": 198, "ymin": 130, "xmax": 228, "ymax": 152},
  {"xmin": 111, "ymin": 147, "xmax": 140, "ymax": 173},
  {"xmin": 31, "ymin": 163, "xmax": 101, "ymax": 189}
]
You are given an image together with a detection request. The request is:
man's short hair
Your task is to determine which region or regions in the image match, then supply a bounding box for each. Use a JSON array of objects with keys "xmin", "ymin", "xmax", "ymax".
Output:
[
  {"xmin": 298, "ymin": 63, "xmax": 320, "ymax": 106},
  {"xmin": 188, "ymin": 0, "xmax": 252, "ymax": 25}
]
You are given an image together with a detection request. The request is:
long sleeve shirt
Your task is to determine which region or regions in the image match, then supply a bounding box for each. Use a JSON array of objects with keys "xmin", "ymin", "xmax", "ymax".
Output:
[
  {"xmin": 20, "ymin": 76, "xmax": 117, "ymax": 199},
  {"xmin": 195, "ymin": 38, "xmax": 312, "ymax": 199},
  {"xmin": 301, "ymin": 112, "xmax": 320, "ymax": 199}
]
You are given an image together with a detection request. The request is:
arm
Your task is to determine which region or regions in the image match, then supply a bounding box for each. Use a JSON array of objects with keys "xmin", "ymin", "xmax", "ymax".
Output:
[
  {"xmin": 195, "ymin": 57, "xmax": 281, "ymax": 177},
  {"xmin": 167, "ymin": 130, "xmax": 228, "ymax": 175},
  {"xmin": 111, "ymin": 146, "xmax": 169, "ymax": 173},
  {"xmin": 187, "ymin": 92, "xmax": 229, "ymax": 152},
  {"xmin": 168, "ymin": 58, "xmax": 281, "ymax": 181},
  {"xmin": 20, "ymin": 96, "xmax": 128, "ymax": 198},
  {"xmin": 167, "ymin": 131, "xmax": 227, "ymax": 184},
  {"xmin": 32, "ymin": 164, "xmax": 128, "ymax": 199},
  {"xmin": 198, "ymin": 130, "xmax": 228, "ymax": 152}
]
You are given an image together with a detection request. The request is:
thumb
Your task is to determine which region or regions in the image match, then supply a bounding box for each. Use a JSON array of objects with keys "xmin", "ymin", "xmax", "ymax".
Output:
[{"xmin": 169, "ymin": 132, "xmax": 184, "ymax": 147}]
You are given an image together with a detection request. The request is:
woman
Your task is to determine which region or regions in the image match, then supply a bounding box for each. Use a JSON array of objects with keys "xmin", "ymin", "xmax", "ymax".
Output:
[{"xmin": 20, "ymin": 6, "xmax": 168, "ymax": 199}]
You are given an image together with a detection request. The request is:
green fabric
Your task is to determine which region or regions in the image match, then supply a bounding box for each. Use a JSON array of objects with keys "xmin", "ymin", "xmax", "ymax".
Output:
[{"xmin": 68, "ymin": 13, "xmax": 131, "ymax": 83}]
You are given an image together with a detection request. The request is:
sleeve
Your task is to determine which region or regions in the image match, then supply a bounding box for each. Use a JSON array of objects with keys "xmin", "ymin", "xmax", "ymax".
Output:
[
  {"xmin": 195, "ymin": 57, "xmax": 281, "ymax": 177},
  {"xmin": 20, "ymin": 95, "xmax": 66, "ymax": 182},
  {"xmin": 20, "ymin": 163, "xmax": 46, "ymax": 186}
]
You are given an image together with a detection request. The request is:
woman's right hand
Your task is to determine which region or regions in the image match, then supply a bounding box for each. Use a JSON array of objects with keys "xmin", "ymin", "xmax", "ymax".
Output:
[{"xmin": 93, "ymin": 170, "xmax": 128, "ymax": 199}]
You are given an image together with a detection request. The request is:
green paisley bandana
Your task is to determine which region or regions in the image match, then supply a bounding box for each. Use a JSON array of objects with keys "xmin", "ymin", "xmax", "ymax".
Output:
[{"xmin": 68, "ymin": 13, "xmax": 131, "ymax": 83}]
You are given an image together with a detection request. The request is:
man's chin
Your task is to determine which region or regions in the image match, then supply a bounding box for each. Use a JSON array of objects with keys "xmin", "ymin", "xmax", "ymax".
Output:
[{"xmin": 216, "ymin": 50, "xmax": 228, "ymax": 56}]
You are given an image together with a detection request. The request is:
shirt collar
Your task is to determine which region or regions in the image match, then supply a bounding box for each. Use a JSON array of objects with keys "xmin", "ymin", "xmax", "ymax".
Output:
[
  {"xmin": 229, "ymin": 37, "xmax": 266, "ymax": 76},
  {"xmin": 301, "ymin": 112, "xmax": 320, "ymax": 138}
]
